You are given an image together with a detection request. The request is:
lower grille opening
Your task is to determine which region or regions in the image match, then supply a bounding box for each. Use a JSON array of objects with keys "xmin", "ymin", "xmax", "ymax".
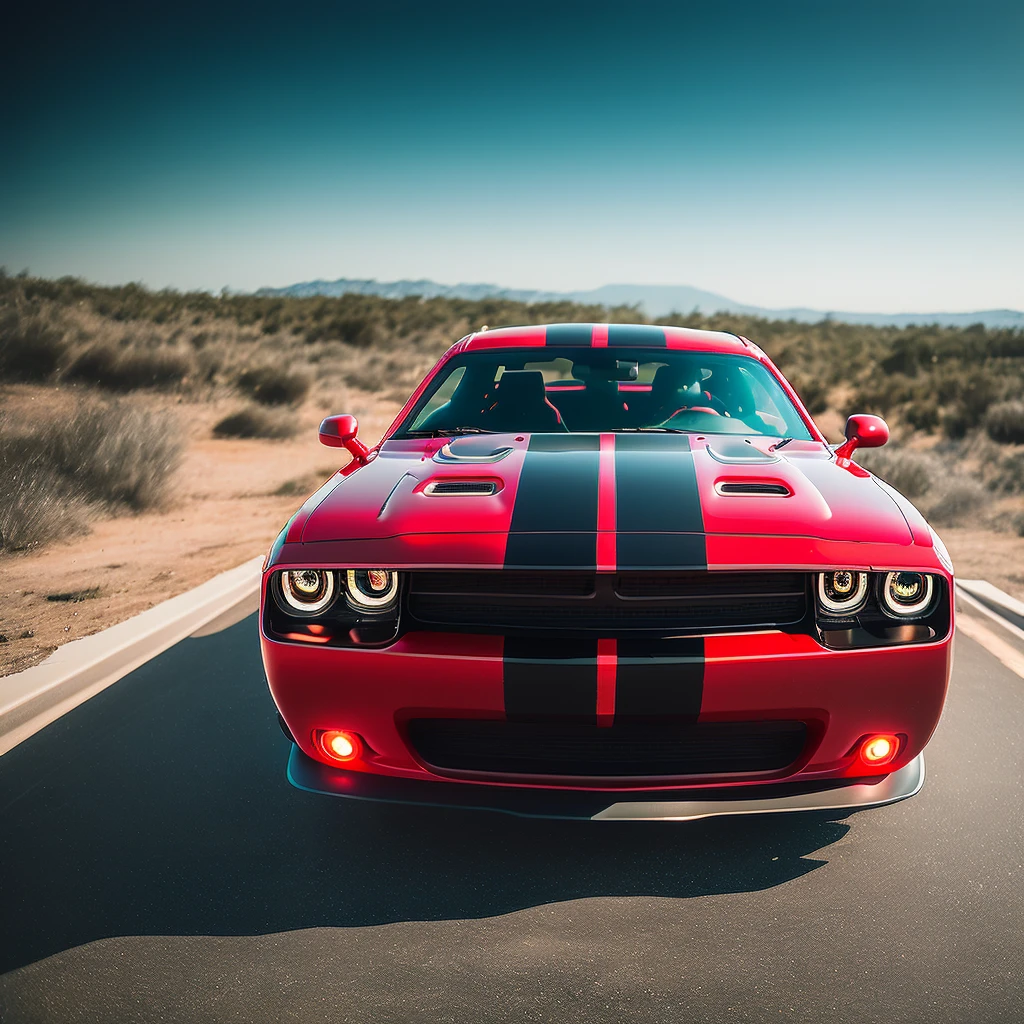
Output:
[{"xmin": 407, "ymin": 719, "xmax": 807, "ymax": 778}]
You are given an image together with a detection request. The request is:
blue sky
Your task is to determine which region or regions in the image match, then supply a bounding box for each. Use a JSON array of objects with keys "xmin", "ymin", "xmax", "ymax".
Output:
[{"xmin": 2, "ymin": 1, "xmax": 1022, "ymax": 311}]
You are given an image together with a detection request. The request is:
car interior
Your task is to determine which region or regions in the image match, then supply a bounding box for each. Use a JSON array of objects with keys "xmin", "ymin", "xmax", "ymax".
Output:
[{"xmin": 403, "ymin": 348, "xmax": 811, "ymax": 438}]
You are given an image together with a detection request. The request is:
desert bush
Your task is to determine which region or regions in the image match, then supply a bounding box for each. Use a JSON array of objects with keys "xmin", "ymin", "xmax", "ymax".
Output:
[
  {"xmin": 0, "ymin": 307, "xmax": 69, "ymax": 381},
  {"xmin": 49, "ymin": 402, "xmax": 185, "ymax": 508},
  {"xmin": 857, "ymin": 447, "xmax": 941, "ymax": 500},
  {"xmin": 236, "ymin": 365, "xmax": 311, "ymax": 405},
  {"xmin": 213, "ymin": 405, "xmax": 297, "ymax": 439},
  {"xmin": 65, "ymin": 341, "xmax": 194, "ymax": 391},
  {"xmin": 0, "ymin": 400, "xmax": 182, "ymax": 549},
  {"xmin": 0, "ymin": 448, "xmax": 90, "ymax": 549},
  {"xmin": 984, "ymin": 401, "xmax": 1024, "ymax": 445},
  {"xmin": 1013, "ymin": 511, "xmax": 1024, "ymax": 538},
  {"xmin": 986, "ymin": 450, "xmax": 1024, "ymax": 495},
  {"xmin": 921, "ymin": 478, "xmax": 988, "ymax": 527}
]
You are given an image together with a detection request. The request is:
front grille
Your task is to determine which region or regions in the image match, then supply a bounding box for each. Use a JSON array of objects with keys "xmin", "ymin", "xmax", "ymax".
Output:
[
  {"xmin": 407, "ymin": 719, "xmax": 808, "ymax": 778},
  {"xmin": 407, "ymin": 571, "xmax": 807, "ymax": 634}
]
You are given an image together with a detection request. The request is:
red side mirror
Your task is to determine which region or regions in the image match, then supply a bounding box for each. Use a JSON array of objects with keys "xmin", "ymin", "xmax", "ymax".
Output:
[
  {"xmin": 834, "ymin": 414, "xmax": 889, "ymax": 461},
  {"xmin": 319, "ymin": 414, "xmax": 371, "ymax": 462}
]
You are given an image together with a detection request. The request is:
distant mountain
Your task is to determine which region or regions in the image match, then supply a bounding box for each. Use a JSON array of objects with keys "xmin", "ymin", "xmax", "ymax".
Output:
[{"xmin": 254, "ymin": 278, "xmax": 1024, "ymax": 330}]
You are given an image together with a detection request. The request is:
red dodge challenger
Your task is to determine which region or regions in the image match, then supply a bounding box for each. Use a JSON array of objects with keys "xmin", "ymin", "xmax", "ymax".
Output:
[{"xmin": 260, "ymin": 323, "xmax": 953, "ymax": 820}]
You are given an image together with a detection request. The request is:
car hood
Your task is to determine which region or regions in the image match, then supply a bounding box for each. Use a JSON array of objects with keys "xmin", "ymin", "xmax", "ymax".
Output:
[{"xmin": 300, "ymin": 433, "xmax": 916, "ymax": 557}]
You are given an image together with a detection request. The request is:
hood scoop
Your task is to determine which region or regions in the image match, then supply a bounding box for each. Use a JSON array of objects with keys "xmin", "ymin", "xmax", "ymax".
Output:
[
  {"xmin": 423, "ymin": 480, "xmax": 500, "ymax": 496},
  {"xmin": 705, "ymin": 439, "xmax": 780, "ymax": 465},
  {"xmin": 434, "ymin": 438, "xmax": 514, "ymax": 464},
  {"xmin": 715, "ymin": 481, "xmax": 791, "ymax": 496}
]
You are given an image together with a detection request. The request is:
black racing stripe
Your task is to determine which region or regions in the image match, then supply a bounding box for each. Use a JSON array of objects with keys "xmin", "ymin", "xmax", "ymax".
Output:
[
  {"xmin": 608, "ymin": 324, "xmax": 667, "ymax": 347},
  {"xmin": 505, "ymin": 433, "xmax": 600, "ymax": 568},
  {"xmin": 545, "ymin": 323, "xmax": 594, "ymax": 347},
  {"xmin": 504, "ymin": 637, "xmax": 598, "ymax": 722},
  {"xmin": 616, "ymin": 533, "xmax": 706, "ymax": 569},
  {"xmin": 504, "ymin": 533, "xmax": 597, "ymax": 569},
  {"xmin": 615, "ymin": 434, "xmax": 704, "ymax": 533},
  {"xmin": 615, "ymin": 638, "xmax": 704, "ymax": 721}
]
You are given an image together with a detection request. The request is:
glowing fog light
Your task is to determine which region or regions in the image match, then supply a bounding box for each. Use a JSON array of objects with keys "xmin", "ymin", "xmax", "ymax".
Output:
[
  {"xmin": 860, "ymin": 734, "xmax": 899, "ymax": 766},
  {"xmin": 318, "ymin": 729, "xmax": 362, "ymax": 763}
]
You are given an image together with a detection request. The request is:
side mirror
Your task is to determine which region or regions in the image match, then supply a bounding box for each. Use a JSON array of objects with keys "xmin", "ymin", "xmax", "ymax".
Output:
[
  {"xmin": 319, "ymin": 414, "xmax": 371, "ymax": 462},
  {"xmin": 834, "ymin": 414, "xmax": 888, "ymax": 461}
]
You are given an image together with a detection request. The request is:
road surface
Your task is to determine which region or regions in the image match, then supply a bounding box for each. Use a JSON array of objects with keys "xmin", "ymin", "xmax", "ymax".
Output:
[{"xmin": 1, "ymin": 607, "xmax": 1022, "ymax": 1023}]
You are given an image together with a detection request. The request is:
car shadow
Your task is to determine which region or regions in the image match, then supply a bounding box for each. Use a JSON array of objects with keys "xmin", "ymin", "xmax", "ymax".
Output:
[{"xmin": 0, "ymin": 617, "xmax": 851, "ymax": 973}]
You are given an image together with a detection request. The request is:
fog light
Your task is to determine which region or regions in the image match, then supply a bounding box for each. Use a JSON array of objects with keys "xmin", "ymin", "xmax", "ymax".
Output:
[
  {"xmin": 860, "ymin": 734, "xmax": 899, "ymax": 766},
  {"xmin": 318, "ymin": 729, "xmax": 362, "ymax": 763}
]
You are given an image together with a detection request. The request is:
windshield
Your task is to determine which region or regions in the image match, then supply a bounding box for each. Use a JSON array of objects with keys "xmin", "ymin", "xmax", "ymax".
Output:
[{"xmin": 396, "ymin": 347, "xmax": 814, "ymax": 439}]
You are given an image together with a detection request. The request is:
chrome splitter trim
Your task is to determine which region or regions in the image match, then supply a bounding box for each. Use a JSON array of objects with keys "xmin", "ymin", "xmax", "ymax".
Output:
[{"xmin": 591, "ymin": 753, "xmax": 925, "ymax": 821}]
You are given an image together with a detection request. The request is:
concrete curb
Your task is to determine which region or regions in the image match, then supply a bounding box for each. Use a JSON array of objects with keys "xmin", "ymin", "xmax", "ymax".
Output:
[
  {"xmin": 956, "ymin": 579, "xmax": 1024, "ymax": 635},
  {"xmin": 0, "ymin": 555, "xmax": 264, "ymax": 757}
]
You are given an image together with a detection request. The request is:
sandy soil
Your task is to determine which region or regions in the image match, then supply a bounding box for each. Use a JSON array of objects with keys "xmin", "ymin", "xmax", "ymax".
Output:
[{"xmin": 2, "ymin": 388, "xmax": 1022, "ymax": 677}]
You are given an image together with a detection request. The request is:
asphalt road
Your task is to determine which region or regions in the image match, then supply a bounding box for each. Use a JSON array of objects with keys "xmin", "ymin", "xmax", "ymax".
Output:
[{"xmin": 1, "ymin": 610, "xmax": 1023, "ymax": 1023}]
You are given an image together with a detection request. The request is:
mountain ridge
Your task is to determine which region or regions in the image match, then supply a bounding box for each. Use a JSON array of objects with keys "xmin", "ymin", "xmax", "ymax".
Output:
[{"xmin": 253, "ymin": 278, "xmax": 1024, "ymax": 330}]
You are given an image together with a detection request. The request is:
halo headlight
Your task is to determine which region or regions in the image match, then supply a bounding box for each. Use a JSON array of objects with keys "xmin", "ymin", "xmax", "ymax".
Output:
[
  {"xmin": 880, "ymin": 571, "xmax": 934, "ymax": 617},
  {"xmin": 817, "ymin": 570, "xmax": 869, "ymax": 614},
  {"xmin": 279, "ymin": 569, "xmax": 336, "ymax": 613},
  {"xmin": 346, "ymin": 569, "xmax": 399, "ymax": 610}
]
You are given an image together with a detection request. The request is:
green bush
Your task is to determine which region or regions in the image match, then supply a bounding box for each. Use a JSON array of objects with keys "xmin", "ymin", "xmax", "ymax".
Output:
[
  {"xmin": 985, "ymin": 401, "xmax": 1024, "ymax": 445},
  {"xmin": 236, "ymin": 365, "xmax": 311, "ymax": 406}
]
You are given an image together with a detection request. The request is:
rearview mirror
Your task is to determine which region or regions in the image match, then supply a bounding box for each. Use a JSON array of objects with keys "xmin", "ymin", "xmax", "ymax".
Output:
[
  {"xmin": 319, "ymin": 414, "xmax": 371, "ymax": 462},
  {"xmin": 834, "ymin": 414, "xmax": 889, "ymax": 461}
]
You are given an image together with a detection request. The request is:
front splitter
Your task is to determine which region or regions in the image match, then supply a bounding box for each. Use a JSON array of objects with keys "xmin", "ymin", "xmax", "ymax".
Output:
[{"xmin": 286, "ymin": 746, "xmax": 925, "ymax": 821}]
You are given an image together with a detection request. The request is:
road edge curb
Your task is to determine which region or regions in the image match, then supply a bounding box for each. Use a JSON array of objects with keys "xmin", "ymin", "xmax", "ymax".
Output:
[{"xmin": 0, "ymin": 555, "xmax": 264, "ymax": 757}]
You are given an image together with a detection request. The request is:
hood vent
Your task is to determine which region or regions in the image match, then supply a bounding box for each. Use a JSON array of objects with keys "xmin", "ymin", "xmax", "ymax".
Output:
[
  {"xmin": 716, "ymin": 481, "xmax": 791, "ymax": 496},
  {"xmin": 423, "ymin": 480, "xmax": 500, "ymax": 496}
]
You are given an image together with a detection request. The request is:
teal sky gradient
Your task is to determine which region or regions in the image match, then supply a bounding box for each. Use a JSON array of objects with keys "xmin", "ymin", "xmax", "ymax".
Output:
[{"xmin": 3, "ymin": 1, "xmax": 1022, "ymax": 310}]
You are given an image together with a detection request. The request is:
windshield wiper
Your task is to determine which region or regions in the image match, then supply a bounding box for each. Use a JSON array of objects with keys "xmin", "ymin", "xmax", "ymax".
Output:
[
  {"xmin": 615, "ymin": 427, "xmax": 691, "ymax": 434},
  {"xmin": 770, "ymin": 437, "xmax": 794, "ymax": 451},
  {"xmin": 404, "ymin": 426, "xmax": 498, "ymax": 437}
]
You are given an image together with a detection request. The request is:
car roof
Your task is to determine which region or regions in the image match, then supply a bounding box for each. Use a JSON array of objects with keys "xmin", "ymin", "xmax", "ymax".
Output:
[{"xmin": 453, "ymin": 323, "xmax": 753, "ymax": 356}]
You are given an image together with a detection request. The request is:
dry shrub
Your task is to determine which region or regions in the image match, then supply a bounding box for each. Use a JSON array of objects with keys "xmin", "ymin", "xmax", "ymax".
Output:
[
  {"xmin": 985, "ymin": 401, "xmax": 1024, "ymax": 445},
  {"xmin": 213, "ymin": 405, "xmax": 297, "ymax": 439},
  {"xmin": 236, "ymin": 365, "xmax": 311, "ymax": 406},
  {"xmin": 857, "ymin": 447, "xmax": 941, "ymax": 500},
  {"xmin": 921, "ymin": 479, "xmax": 988, "ymax": 527},
  {"xmin": 0, "ymin": 307, "xmax": 69, "ymax": 381},
  {"xmin": 50, "ymin": 402, "xmax": 185, "ymax": 509},
  {"xmin": 66, "ymin": 341, "xmax": 194, "ymax": 391},
  {"xmin": 0, "ymin": 400, "xmax": 183, "ymax": 550},
  {"xmin": 0, "ymin": 452, "xmax": 90, "ymax": 549}
]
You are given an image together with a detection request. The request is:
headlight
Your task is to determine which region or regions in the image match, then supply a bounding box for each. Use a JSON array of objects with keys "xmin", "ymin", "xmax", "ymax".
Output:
[
  {"xmin": 817, "ymin": 570, "xmax": 869, "ymax": 614},
  {"xmin": 280, "ymin": 569, "xmax": 336, "ymax": 613},
  {"xmin": 345, "ymin": 569, "xmax": 399, "ymax": 610},
  {"xmin": 880, "ymin": 571, "xmax": 934, "ymax": 616}
]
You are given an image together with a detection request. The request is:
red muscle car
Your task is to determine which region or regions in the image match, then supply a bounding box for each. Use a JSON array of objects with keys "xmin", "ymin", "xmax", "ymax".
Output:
[{"xmin": 260, "ymin": 323, "xmax": 952, "ymax": 820}]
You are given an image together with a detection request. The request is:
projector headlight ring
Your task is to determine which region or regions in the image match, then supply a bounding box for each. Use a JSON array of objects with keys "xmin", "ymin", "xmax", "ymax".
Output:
[
  {"xmin": 279, "ymin": 569, "xmax": 337, "ymax": 614},
  {"xmin": 346, "ymin": 569, "xmax": 399, "ymax": 610},
  {"xmin": 817, "ymin": 570, "xmax": 869, "ymax": 615},
  {"xmin": 880, "ymin": 571, "xmax": 934, "ymax": 617}
]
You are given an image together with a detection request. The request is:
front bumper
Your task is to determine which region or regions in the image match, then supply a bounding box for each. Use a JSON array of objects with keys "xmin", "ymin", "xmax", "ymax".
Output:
[{"xmin": 287, "ymin": 744, "xmax": 926, "ymax": 820}]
